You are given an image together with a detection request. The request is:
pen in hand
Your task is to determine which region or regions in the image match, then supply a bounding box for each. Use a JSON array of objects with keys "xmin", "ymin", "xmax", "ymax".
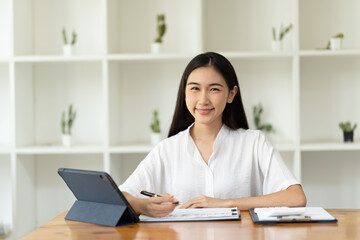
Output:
[
  {"xmin": 140, "ymin": 190, "xmax": 182, "ymax": 205},
  {"xmin": 140, "ymin": 190, "xmax": 162, "ymax": 198}
]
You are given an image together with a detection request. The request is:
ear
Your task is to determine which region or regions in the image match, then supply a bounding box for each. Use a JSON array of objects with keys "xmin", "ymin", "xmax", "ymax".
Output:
[{"xmin": 227, "ymin": 86, "xmax": 238, "ymax": 103}]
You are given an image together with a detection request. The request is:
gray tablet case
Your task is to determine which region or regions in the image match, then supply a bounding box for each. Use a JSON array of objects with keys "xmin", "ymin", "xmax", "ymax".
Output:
[{"xmin": 58, "ymin": 168, "xmax": 139, "ymax": 227}]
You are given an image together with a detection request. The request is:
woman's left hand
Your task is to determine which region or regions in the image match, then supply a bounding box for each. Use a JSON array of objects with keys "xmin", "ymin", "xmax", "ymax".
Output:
[{"xmin": 180, "ymin": 195, "xmax": 228, "ymax": 209}]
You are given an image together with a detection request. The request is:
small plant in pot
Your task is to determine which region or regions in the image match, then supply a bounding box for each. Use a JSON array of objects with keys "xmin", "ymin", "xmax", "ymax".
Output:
[
  {"xmin": 61, "ymin": 104, "xmax": 77, "ymax": 147},
  {"xmin": 339, "ymin": 121, "xmax": 357, "ymax": 142},
  {"xmin": 330, "ymin": 33, "xmax": 344, "ymax": 50},
  {"xmin": 271, "ymin": 23, "xmax": 292, "ymax": 51},
  {"xmin": 151, "ymin": 14, "xmax": 166, "ymax": 54},
  {"xmin": 62, "ymin": 28, "xmax": 77, "ymax": 56},
  {"xmin": 150, "ymin": 110, "xmax": 161, "ymax": 145},
  {"xmin": 253, "ymin": 103, "xmax": 275, "ymax": 134}
]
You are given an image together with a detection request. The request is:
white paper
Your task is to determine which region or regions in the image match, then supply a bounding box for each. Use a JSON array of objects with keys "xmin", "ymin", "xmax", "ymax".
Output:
[
  {"xmin": 254, "ymin": 207, "xmax": 336, "ymax": 221},
  {"xmin": 140, "ymin": 207, "xmax": 240, "ymax": 222}
]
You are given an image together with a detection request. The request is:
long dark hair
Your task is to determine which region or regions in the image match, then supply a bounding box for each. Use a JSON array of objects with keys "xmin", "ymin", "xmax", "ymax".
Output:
[{"xmin": 168, "ymin": 52, "xmax": 248, "ymax": 137}]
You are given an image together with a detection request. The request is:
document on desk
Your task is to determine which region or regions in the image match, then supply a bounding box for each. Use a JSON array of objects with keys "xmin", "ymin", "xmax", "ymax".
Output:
[
  {"xmin": 250, "ymin": 207, "xmax": 337, "ymax": 224},
  {"xmin": 140, "ymin": 207, "xmax": 240, "ymax": 222}
]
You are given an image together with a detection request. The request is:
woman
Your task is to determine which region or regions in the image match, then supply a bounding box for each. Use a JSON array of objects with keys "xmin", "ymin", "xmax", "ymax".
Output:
[{"xmin": 121, "ymin": 52, "xmax": 306, "ymax": 217}]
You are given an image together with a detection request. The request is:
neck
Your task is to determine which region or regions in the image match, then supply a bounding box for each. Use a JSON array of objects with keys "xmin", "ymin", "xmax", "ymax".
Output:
[{"xmin": 190, "ymin": 121, "xmax": 223, "ymax": 141}]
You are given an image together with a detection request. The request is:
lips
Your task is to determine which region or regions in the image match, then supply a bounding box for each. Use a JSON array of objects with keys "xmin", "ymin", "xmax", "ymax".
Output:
[{"xmin": 196, "ymin": 108, "xmax": 213, "ymax": 115}]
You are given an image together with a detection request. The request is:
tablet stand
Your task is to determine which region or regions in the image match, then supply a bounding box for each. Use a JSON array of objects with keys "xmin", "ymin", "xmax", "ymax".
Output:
[{"xmin": 65, "ymin": 200, "xmax": 134, "ymax": 227}]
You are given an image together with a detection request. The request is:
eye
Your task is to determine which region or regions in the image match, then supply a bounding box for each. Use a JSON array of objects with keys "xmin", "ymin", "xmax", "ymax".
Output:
[
  {"xmin": 190, "ymin": 86, "xmax": 200, "ymax": 91},
  {"xmin": 210, "ymin": 88, "xmax": 220, "ymax": 92}
]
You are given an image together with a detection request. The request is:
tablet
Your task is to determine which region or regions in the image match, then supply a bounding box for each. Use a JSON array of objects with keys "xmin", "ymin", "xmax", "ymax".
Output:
[{"xmin": 58, "ymin": 168, "xmax": 139, "ymax": 226}]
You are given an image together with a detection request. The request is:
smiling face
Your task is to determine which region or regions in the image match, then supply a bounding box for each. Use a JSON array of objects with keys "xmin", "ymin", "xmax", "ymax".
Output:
[{"xmin": 185, "ymin": 66, "xmax": 238, "ymax": 128}]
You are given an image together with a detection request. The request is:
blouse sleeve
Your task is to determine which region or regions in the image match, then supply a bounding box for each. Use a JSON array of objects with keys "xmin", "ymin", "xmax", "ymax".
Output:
[
  {"xmin": 119, "ymin": 146, "xmax": 162, "ymax": 198},
  {"xmin": 257, "ymin": 132, "xmax": 300, "ymax": 195}
]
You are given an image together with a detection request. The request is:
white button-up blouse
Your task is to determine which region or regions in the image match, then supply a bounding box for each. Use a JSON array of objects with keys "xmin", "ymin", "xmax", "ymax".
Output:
[{"xmin": 120, "ymin": 124, "xmax": 299, "ymax": 202}]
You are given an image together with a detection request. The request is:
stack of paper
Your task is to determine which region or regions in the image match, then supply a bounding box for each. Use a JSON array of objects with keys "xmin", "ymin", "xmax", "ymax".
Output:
[
  {"xmin": 140, "ymin": 207, "xmax": 240, "ymax": 222},
  {"xmin": 252, "ymin": 207, "xmax": 337, "ymax": 223},
  {"xmin": 254, "ymin": 207, "xmax": 306, "ymax": 218}
]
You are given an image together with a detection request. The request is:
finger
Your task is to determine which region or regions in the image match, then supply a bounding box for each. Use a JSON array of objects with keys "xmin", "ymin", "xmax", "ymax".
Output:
[
  {"xmin": 160, "ymin": 196, "xmax": 180, "ymax": 205},
  {"xmin": 180, "ymin": 199, "xmax": 198, "ymax": 209},
  {"xmin": 150, "ymin": 204, "xmax": 177, "ymax": 217},
  {"xmin": 187, "ymin": 203, "xmax": 205, "ymax": 209},
  {"xmin": 152, "ymin": 202, "xmax": 178, "ymax": 212},
  {"xmin": 158, "ymin": 193, "xmax": 173, "ymax": 198},
  {"xmin": 154, "ymin": 204, "xmax": 177, "ymax": 214},
  {"xmin": 148, "ymin": 198, "xmax": 179, "ymax": 211},
  {"xmin": 149, "ymin": 196, "xmax": 176, "ymax": 204}
]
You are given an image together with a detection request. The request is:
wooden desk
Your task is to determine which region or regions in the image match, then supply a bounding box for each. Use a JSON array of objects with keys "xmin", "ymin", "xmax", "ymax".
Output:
[{"xmin": 23, "ymin": 209, "xmax": 360, "ymax": 240}]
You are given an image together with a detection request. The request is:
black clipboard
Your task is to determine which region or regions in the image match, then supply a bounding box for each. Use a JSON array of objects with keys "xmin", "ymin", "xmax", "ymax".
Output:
[
  {"xmin": 58, "ymin": 168, "xmax": 139, "ymax": 227},
  {"xmin": 249, "ymin": 208, "xmax": 338, "ymax": 224}
]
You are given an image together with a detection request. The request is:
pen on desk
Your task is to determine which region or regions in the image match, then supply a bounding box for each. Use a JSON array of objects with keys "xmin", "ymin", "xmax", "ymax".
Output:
[{"xmin": 140, "ymin": 190, "xmax": 182, "ymax": 205}]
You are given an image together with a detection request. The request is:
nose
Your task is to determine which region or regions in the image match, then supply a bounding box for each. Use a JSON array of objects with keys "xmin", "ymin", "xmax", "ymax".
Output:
[{"xmin": 198, "ymin": 90, "xmax": 210, "ymax": 105}]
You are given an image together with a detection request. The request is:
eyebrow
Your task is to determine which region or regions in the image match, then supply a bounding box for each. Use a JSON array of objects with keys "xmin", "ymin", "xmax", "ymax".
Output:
[{"xmin": 187, "ymin": 82, "xmax": 225, "ymax": 88}]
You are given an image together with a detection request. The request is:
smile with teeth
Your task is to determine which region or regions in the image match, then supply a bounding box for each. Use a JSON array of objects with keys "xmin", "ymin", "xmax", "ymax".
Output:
[{"xmin": 196, "ymin": 108, "xmax": 214, "ymax": 115}]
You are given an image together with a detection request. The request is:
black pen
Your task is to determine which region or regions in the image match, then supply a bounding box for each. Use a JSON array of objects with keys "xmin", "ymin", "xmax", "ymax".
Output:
[
  {"xmin": 140, "ymin": 190, "xmax": 162, "ymax": 198},
  {"xmin": 140, "ymin": 190, "xmax": 182, "ymax": 205}
]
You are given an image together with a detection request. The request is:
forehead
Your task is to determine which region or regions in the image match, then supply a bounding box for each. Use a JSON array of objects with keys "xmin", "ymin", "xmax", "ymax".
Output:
[{"xmin": 187, "ymin": 66, "xmax": 227, "ymax": 85}]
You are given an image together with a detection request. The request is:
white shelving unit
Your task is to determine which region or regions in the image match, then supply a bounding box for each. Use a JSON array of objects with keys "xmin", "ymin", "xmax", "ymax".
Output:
[{"xmin": 1, "ymin": 0, "xmax": 360, "ymax": 238}]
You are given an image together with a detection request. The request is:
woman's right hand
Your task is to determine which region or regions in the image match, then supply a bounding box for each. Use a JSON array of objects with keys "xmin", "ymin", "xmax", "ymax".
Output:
[{"xmin": 145, "ymin": 193, "xmax": 179, "ymax": 218}]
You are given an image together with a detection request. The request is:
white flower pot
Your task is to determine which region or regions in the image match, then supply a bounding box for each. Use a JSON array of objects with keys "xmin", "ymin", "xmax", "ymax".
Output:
[
  {"xmin": 330, "ymin": 38, "xmax": 342, "ymax": 50},
  {"xmin": 0, "ymin": 219, "xmax": 10, "ymax": 236},
  {"xmin": 62, "ymin": 134, "xmax": 73, "ymax": 147},
  {"xmin": 151, "ymin": 42, "xmax": 162, "ymax": 54},
  {"xmin": 63, "ymin": 45, "xmax": 75, "ymax": 56},
  {"xmin": 150, "ymin": 132, "xmax": 162, "ymax": 145},
  {"xmin": 271, "ymin": 40, "xmax": 283, "ymax": 51}
]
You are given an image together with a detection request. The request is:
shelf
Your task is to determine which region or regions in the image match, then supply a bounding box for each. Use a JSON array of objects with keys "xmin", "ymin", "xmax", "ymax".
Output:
[
  {"xmin": 300, "ymin": 141, "xmax": 360, "ymax": 151},
  {"xmin": 300, "ymin": 57, "xmax": 360, "ymax": 142},
  {"xmin": 223, "ymin": 51, "xmax": 293, "ymax": 59},
  {"xmin": 299, "ymin": 49, "xmax": 360, "ymax": 57},
  {"xmin": 14, "ymin": 55, "xmax": 104, "ymax": 63},
  {"xmin": 107, "ymin": 53, "xmax": 196, "ymax": 61},
  {"xmin": 13, "ymin": 0, "xmax": 105, "ymax": 55},
  {"xmin": 108, "ymin": 51, "xmax": 294, "ymax": 61},
  {"xmin": 108, "ymin": 61, "xmax": 179, "ymax": 145},
  {"xmin": 203, "ymin": 0, "xmax": 293, "ymax": 52},
  {"xmin": 16, "ymin": 145, "xmax": 104, "ymax": 155},
  {"xmin": 7, "ymin": 51, "xmax": 360, "ymax": 63},
  {"xmin": 107, "ymin": 0, "xmax": 201, "ymax": 54},
  {"xmin": 14, "ymin": 61, "xmax": 103, "ymax": 147},
  {"xmin": 109, "ymin": 144, "xmax": 154, "ymax": 154},
  {"xmin": 299, "ymin": 0, "xmax": 360, "ymax": 50}
]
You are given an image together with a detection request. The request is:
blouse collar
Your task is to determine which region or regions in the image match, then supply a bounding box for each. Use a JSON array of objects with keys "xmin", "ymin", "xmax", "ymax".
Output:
[{"xmin": 186, "ymin": 123, "xmax": 230, "ymax": 156}]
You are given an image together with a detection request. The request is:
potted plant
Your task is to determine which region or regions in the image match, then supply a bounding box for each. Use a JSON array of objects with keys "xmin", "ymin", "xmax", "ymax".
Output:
[
  {"xmin": 0, "ymin": 219, "xmax": 10, "ymax": 238},
  {"xmin": 62, "ymin": 28, "xmax": 77, "ymax": 56},
  {"xmin": 271, "ymin": 23, "xmax": 292, "ymax": 51},
  {"xmin": 150, "ymin": 110, "xmax": 161, "ymax": 145},
  {"xmin": 330, "ymin": 33, "xmax": 344, "ymax": 50},
  {"xmin": 339, "ymin": 121, "xmax": 357, "ymax": 142},
  {"xmin": 253, "ymin": 103, "xmax": 275, "ymax": 133},
  {"xmin": 151, "ymin": 14, "xmax": 166, "ymax": 54},
  {"xmin": 61, "ymin": 104, "xmax": 77, "ymax": 147}
]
